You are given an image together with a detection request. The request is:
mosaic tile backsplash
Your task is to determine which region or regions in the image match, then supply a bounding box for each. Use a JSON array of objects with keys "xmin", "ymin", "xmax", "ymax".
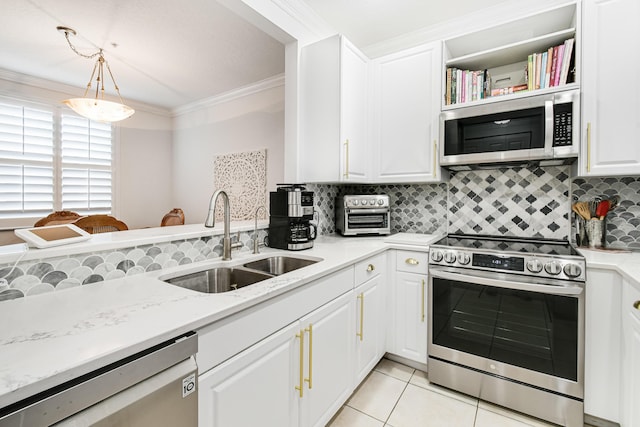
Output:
[
  {"xmin": 572, "ymin": 176, "xmax": 640, "ymax": 250},
  {"xmin": 0, "ymin": 230, "xmax": 265, "ymax": 303},
  {"xmin": 448, "ymin": 166, "xmax": 570, "ymax": 240}
]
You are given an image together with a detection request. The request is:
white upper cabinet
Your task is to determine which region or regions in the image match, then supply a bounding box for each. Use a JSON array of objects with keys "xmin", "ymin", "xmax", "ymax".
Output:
[
  {"xmin": 372, "ymin": 42, "xmax": 444, "ymax": 183},
  {"xmin": 442, "ymin": 3, "xmax": 579, "ymax": 110},
  {"xmin": 300, "ymin": 35, "xmax": 369, "ymax": 183},
  {"xmin": 580, "ymin": 0, "xmax": 640, "ymax": 176}
]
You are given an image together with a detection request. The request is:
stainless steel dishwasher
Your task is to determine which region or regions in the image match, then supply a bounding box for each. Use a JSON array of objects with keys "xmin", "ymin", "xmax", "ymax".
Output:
[{"xmin": 0, "ymin": 331, "xmax": 198, "ymax": 427}]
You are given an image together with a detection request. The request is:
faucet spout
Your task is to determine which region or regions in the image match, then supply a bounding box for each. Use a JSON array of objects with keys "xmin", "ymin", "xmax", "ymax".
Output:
[{"xmin": 205, "ymin": 190, "xmax": 232, "ymax": 260}]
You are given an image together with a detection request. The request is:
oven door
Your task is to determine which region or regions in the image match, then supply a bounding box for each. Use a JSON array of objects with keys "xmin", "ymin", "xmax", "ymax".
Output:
[{"xmin": 428, "ymin": 266, "xmax": 584, "ymax": 399}]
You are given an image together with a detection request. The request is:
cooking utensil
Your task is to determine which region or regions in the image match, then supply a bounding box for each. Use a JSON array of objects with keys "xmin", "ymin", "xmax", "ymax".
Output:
[
  {"xmin": 573, "ymin": 202, "xmax": 591, "ymax": 220},
  {"xmin": 595, "ymin": 200, "xmax": 610, "ymax": 220},
  {"xmin": 608, "ymin": 195, "xmax": 620, "ymax": 210}
]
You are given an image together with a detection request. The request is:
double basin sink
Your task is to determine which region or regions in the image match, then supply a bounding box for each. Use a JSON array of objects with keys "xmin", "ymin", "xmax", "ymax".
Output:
[{"xmin": 162, "ymin": 255, "xmax": 321, "ymax": 294}]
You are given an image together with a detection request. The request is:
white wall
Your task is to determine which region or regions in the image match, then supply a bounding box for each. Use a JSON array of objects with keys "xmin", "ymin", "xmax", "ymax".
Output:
[
  {"xmin": 172, "ymin": 78, "xmax": 285, "ymax": 224},
  {"xmin": 0, "ymin": 71, "xmax": 174, "ymax": 232}
]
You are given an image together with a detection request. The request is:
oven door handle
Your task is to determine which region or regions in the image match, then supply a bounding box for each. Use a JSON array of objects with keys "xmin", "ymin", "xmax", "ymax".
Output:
[{"xmin": 430, "ymin": 268, "xmax": 584, "ymax": 296}]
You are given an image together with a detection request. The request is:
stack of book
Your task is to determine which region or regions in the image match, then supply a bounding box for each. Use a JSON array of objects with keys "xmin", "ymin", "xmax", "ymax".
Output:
[
  {"xmin": 444, "ymin": 69, "xmax": 488, "ymax": 105},
  {"xmin": 527, "ymin": 38, "xmax": 574, "ymax": 91}
]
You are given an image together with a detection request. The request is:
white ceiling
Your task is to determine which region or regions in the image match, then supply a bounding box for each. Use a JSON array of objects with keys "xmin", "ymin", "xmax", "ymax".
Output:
[{"xmin": 0, "ymin": 0, "xmax": 514, "ymax": 111}]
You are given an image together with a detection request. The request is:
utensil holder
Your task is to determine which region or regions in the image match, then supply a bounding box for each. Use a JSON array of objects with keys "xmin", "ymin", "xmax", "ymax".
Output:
[{"xmin": 585, "ymin": 218, "xmax": 605, "ymax": 248}]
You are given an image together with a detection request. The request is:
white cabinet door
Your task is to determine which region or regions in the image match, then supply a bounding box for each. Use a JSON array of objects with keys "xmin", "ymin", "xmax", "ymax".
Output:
[
  {"xmin": 300, "ymin": 35, "xmax": 369, "ymax": 183},
  {"xmin": 581, "ymin": 0, "xmax": 640, "ymax": 176},
  {"xmin": 198, "ymin": 322, "xmax": 299, "ymax": 427},
  {"xmin": 622, "ymin": 280, "xmax": 640, "ymax": 427},
  {"xmin": 392, "ymin": 271, "xmax": 428, "ymax": 363},
  {"xmin": 584, "ymin": 268, "xmax": 622, "ymax": 423},
  {"xmin": 354, "ymin": 273, "xmax": 385, "ymax": 384},
  {"xmin": 372, "ymin": 42, "xmax": 443, "ymax": 183},
  {"xmin": 299, "ymin": 291, "xmax": 355, "ymax": 427}
]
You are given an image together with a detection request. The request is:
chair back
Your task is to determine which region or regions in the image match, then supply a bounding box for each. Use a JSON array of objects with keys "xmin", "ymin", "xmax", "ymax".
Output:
[
  {"xmin": 73, "ymin": 215, "xmax": 128, "ymax": 234},
  {"xmin": 34, "ymin": 211, "xmax": 82, "ymax": 227},
  {"xmin": 161, "ymin": 208, "xmax": 185, "ymax": 226}
]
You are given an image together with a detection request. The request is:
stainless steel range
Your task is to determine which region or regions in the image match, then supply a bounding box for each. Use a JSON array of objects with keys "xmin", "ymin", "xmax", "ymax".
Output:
[{"xmin": 428, "ymin": 234, "xmax": 585, "ymax": 427}]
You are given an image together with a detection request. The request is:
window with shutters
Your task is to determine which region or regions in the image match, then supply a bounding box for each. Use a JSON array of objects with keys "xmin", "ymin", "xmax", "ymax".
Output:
[{"xmin": 0, "ymin": 98, "xmax": 114, "ymax": 228}]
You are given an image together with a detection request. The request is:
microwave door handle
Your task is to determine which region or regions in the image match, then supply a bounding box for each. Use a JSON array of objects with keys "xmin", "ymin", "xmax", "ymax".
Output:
[
  {"xmin": 544, "ymin": 99, "xmax": 554, "ymax": 157},
  {"xmin": 430, "ymin": 268, "xmax": 584, "ymax": 296}
]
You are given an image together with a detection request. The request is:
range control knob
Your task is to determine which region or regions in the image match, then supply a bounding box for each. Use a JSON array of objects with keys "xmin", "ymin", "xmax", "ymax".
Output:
[
  {"xmin": 563, "ymin": 263, "xmax": 583, "ymax": 278},
  {"xmin": 352, "ymin": 199, "xmax": 359, "ymax": 206},
  {"xmin": 377, "ymin": 199, "xmax": 384, "ymax": 206},
  {"xmin": 443, "ymin": 252, "xmax": 457, "ymax": 264},
  {"xmin": 457, "ymin": 253, "xmax": 471, "ymax": 265},
  {"xmin": 544, "ymin": 261, "xmax": 562, "ymax": 276},
  {"xmin": 526, "ymin": 259, "xmax": 543, "ymax": 273},
  {"xmin": 430, "ymin": 250, "xmax": 443, "ymax": 262},
  {"xmin": 369, "ymin": 200, "xmax": 376, "ymax": 206}
]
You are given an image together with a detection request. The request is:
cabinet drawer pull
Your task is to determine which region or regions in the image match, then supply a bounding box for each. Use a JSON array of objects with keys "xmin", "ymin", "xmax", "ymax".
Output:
[
  {"xmin": 295, "ymin": 329, "xmax": 305, "ymax": 397},
  {"xmin": 356, "ymin": 293, "xmax": 364, "ymax": 341},
  {"xmin": 405, "ymin": 258, "xmax": 419, "ymax": 266},
  {"xmin": 433, "ymin": 139, "xmax": 437, "ymax": 178},
  {"xmin": 304, "ymin": 324, "xmax": 313, "ymax": 389},
  {"xmin": 634, "ymin": 300, "xmax": 640, "ymax": 310},
  {"xmin": 366, "ymin": 264, "xmax": 375, "ymax": 272},
  {"xmin": 421, "ymin": 279, "xmax": 425, "ymax": 322},
  {"xmin": 344, "ymin": 139, "xmax": 350, "ymax": 179},
  {"xmin": 587, "ymin": 122, "xmax": 591, "ymax": 173}
]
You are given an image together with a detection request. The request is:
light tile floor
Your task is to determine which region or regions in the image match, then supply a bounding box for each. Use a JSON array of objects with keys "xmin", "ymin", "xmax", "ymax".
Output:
[{"xmin": 328, "ymin": 358, "xmax": 585, "ymax": 427}]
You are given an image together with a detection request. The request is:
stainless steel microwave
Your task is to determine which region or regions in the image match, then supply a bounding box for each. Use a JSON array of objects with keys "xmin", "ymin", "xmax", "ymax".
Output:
[{"xmin": 439, "ymin": 89, "xmax": 580, "ymax": 170}]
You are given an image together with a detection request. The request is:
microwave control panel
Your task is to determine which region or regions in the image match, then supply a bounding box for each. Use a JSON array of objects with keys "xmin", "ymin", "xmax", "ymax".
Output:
[{"xmin": 552, "ymin": 102, "xmax": 572, "ymax": 147}]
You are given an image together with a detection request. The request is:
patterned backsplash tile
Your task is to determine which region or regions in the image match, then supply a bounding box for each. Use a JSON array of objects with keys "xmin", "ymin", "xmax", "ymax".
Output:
[
  {"xmin": 448, "ymin": 166, "xmax": 570, "ymax": 239},
  {"xmin": 572, "ymin": 176, "xmax": 640, "ymax": 250},
  {"xmin": 0, "ymin": 230, "xmax": 261, "ymax": 303}
]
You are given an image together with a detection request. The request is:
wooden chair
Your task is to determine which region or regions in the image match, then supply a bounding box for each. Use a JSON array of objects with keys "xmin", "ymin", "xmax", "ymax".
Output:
[
  {"xmin": 73, "ymin": 215, "xmax": 129, "ymax": 234},
  {"xmin": 161, "ymin": 208, "xmax": 185, "ymax": 226},
  {"xmin": 34, "ymin": 211, "xmax": 82, "ymax": 227}
]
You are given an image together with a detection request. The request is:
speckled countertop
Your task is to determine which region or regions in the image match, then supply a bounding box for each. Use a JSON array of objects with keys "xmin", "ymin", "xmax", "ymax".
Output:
[{"xmin": 0, "ymin": 232, "xmax": 438, "ymax": 410}]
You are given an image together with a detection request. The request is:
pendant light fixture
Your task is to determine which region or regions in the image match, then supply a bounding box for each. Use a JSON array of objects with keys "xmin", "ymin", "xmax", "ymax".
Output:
[{"xmin": 57, "ymin": 26, "xmax": 134, "ymax": 122}]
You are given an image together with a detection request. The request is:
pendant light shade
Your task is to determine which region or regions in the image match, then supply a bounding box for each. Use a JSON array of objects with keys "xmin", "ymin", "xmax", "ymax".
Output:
[
  {"xmin": 62, "ymin": 98, "xmax": 134, "ymax": 122},
  {"xmin": 57, "ymin": 26, "xmax": 134, "ymax": 123}
]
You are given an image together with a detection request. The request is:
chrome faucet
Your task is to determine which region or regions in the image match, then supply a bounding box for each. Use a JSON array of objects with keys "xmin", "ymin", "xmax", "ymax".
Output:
[
  {"xmin": 253, "ymin": 205, "xmax": 267, "ymax": 254},
  {"xmin": 205, "ymin": 190, "xmax": 235, "ymax": 260}
]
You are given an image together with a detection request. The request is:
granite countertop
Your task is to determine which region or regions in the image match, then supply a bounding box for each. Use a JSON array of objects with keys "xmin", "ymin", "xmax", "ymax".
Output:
[{"xmin": 0, "ymin": 233, "xmax": 440, "ymax": 410}]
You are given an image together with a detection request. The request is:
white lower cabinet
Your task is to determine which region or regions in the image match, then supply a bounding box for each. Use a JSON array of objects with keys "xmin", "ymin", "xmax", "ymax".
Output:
[
  {"xmin": 354, "ymin": 272, "xmax": 385, "ymax": 383},
  {"xmin": 198, "ymin": 322, "xmax": 300, "ymax": 427},
  {"xmin": 198, "ymin": 290, "xmax": 355, "ymax": 427},
  {"xmin": 389, "ymin": 250, "xmax": 429, "ymax": 364},
  {"xmin": 622, "ymin": 280, "xmax": 640, "ymax": 427},
  {"xmin": 298, "ymin": 291, "xmax": 355, "ymax": 427},
  {"xmin": 584, "ymin": 268, "xmax": 622, "ymax": 424}
]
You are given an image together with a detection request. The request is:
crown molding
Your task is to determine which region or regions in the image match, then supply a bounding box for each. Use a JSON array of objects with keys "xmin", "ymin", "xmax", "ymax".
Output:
[{"xmin": 172, "ymin": 73, "xmax": 285, "ymax": 117}]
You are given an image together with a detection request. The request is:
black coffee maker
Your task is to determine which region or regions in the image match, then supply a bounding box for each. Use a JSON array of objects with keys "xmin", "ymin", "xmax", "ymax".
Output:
[{"xmin": 268, "ymin": 184, "xmax": 317, "ymax": 250}]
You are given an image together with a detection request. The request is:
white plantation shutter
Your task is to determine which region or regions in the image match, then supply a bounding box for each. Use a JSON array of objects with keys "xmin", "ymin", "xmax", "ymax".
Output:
[
  {"xmin": 0, "ymin": 99, "xmax": 114, "ymax": 225},
  {"xmin": 60, "ymin": 115, "xmax": 112, "ymax": 213},
  {"xmin": 0, "ymin": 102, "xmax": 54, "ymax": 218}
]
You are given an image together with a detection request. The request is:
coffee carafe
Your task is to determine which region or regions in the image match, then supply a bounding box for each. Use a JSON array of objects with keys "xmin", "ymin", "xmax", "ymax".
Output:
[{"xmin": 268, "ymin": 184, "xmax": 317, "ymax": 250}]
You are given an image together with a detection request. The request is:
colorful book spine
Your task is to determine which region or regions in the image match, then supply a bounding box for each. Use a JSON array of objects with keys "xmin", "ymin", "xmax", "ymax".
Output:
[
  {"xmin": 554, "ymin": 44, "xmax": 565, "ymax": 86},
  {"xmin": 560, "ymin": 38, "xmax": 575, "ymax": 85},
  {"xmin": 527, "ymin": 54, "xmax": 534, "ymax": 91},
  {"xmin": 540, "ymin": 52, "xmax": 547, "ymax": 89},
  {"xmin": 545, "ymin": 47, "xmax": 553, "ymax": 88}
]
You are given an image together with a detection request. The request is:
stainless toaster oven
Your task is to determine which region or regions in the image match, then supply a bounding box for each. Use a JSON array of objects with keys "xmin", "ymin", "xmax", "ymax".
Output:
[{"xmin": 336, "ymin": 195, "xmax": 390, "ymax": 236}]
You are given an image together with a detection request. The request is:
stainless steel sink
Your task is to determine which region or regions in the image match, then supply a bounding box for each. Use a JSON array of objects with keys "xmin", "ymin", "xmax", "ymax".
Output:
[
  {"xmin": 164, "ymin": 267, "xmax": 272, "ymax": 293},
  {"xmin": 242, "ymin": 256, "xmax": 319, "ymax": 276}
]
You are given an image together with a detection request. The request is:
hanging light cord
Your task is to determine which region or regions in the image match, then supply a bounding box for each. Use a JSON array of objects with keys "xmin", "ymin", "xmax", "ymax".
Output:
[{"xmin": 60, "ymin": 29, "xmax": 127, "ymax": 105}]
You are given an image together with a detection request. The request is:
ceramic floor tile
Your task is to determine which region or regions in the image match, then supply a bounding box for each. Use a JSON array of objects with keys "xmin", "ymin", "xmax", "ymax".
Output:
[
  {"xmin": 408, "ymin": 369, "xmax": 479, "ymax": 406},
  {"xmin": 478, "ymin": 401, "xmax": 559, "ymax": 427},
  {"xmin": 374, "ymin": 358, "xmax": 415, "ymax": 382},
  {"xmin": 475, "ymin": 408, "xmax": 540, "ymax": 427},
  {"xmin": 326, "ymin": 406, "xmax": 384, "ymax": 427},
  {"xmin": 347, "ymin": 371, "xmax": 407, "ymax": 422},
  {"xmin": 386, "ymin": 383, "xmax": 478, "ymax": 427}
]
